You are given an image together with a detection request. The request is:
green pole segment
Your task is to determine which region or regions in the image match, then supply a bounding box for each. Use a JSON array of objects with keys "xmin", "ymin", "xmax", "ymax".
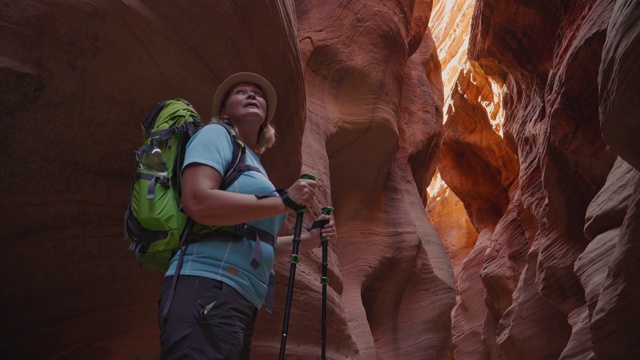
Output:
[
  {"xmin": 279, "ymin": 174, "xmax": 316, "ymax": 360},
  {"xmin": 320, "ymin": 206, "xmax": 334, "ymax": 360}
]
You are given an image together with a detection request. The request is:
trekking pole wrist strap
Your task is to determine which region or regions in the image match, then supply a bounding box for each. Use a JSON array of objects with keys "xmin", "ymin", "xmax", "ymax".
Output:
[
  {"xmin": 255, "ymin": 191, "xmax": 278, "ymax": 199},
  {"xmin": 276, "ymin": 188, "xmax": 305, "ymax": 212},
  {"xmin": 304, "ymin": 219, "xmax": 329, "ymax": 232}
]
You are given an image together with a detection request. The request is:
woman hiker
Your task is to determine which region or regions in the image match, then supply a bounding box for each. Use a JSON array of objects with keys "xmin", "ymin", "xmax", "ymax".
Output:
[{"xmin": 157, "ymin": 72, "xmax": 337, "ymax": 359}]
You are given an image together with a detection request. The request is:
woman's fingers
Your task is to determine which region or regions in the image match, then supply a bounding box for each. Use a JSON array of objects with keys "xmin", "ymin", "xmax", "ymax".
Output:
[
  {"xmin": 321, "ymin": 219, "xmax": 337, "ymax": 240},
  {"xmin": 287, "ymin": 178, "xmax": 317, "ymax": 206}
]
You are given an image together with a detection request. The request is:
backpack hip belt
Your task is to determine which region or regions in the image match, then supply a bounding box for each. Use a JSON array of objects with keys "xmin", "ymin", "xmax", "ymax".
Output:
[{"xmin": 187, "ymin": 223, "xmax": 276, "ymax": 270}]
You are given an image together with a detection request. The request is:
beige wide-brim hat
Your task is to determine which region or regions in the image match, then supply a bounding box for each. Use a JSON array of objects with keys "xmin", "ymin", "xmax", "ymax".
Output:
[{"xmin": 211, "ymin": 72, "xmax": 277, "ymax": 123}]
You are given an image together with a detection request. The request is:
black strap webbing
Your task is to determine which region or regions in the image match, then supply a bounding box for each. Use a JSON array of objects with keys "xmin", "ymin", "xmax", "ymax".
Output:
[
  {"xmin": 125, "ymin": 208, "xmax": 168, "ymax": 249},
  {"xmin": 148, "ymin": 122, "xmax": 199, "ymax": 145},
  {"xmin": 161, "ymin": 218, "xmax": 194, "ymax": 319},
  {"xmin": 265, "ymin": 270, "xmax": 276, "ymax": 313},
  {"xmin": 135, "ymin": 172, "xmax": 169, "ymax": 199},
  {"xmin": 304, "ymin": 219, "xmax": 330, "ymax": 232}
]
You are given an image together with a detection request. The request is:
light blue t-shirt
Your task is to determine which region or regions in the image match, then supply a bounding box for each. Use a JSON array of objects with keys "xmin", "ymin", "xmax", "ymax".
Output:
[{"xmin": 165, "ymin": 123, "xmax": 286, "ymax": 309}]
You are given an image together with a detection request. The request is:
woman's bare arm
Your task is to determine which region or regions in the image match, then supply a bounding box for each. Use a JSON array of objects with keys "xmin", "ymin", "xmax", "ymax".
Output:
[
  {"xmin": 181, "ymin": 163, "xmax": 318, "ymax": 226},
  {"xmin": 181, "ymin": 164, "xmax": 287, "ymax": 226}
]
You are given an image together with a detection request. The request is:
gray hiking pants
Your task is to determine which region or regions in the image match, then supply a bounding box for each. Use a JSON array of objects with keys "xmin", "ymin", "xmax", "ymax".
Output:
[{"xmin": 158, "ymin": 275, "xmax": 258, "ymax": 360}]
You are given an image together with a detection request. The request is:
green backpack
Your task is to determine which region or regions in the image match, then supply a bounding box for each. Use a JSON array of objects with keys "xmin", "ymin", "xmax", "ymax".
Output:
[{"xmin": 124, "ymin": 99, "xmax": 248, "ymax": 272}]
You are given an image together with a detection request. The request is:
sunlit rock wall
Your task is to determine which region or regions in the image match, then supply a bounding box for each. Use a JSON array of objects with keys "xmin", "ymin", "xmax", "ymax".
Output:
[
  {"xmin": 1, "ymin": 1, "xmax": 452, "ymax": 359},
  {"xmin": 430, "ymin": 0, "xmax": 640, "ymax": 359},
  {"xmin": 427, "ymin": 0, "xmax": 480, "ymax": 285}
]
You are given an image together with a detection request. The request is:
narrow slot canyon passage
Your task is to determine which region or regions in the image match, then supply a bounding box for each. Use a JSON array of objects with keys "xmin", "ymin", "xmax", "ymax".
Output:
[{"xmin": 2, "ymin": 1, "xmax": 639, "ymax": 359}]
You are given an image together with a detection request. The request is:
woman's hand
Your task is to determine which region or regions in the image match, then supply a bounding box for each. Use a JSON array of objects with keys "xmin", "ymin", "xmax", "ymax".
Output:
[
  {"xmin": 298, "ymin": 213, "xmax": 337, "ymax": 253},
  {"xmin": 285, "ymin": 178, "xmax": 318, "ymax": 209},
  {"xmin": 274, "ymin": 212, "xmax": 337, "ymax": 258}
]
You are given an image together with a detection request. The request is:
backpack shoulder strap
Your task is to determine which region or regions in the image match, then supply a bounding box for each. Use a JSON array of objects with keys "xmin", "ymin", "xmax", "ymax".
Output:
[{"xmin": 217, "ymin": 122, "xmax": 264, "ymax": 190}]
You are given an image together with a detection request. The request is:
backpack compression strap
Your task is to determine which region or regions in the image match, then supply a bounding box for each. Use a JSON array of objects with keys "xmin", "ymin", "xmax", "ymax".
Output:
[
  {"xmin": 135, "ymin": 172, "xmax": 170, "ymax": 200},
  {"xmin": 148, "ymin": 121, "xmax": 201, "ymax": 142}
]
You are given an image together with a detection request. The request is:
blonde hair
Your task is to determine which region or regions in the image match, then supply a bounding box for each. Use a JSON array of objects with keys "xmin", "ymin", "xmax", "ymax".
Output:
[
  {"xmin": 210, "ymin": 116, "xmax": 276, "ymax": 155},
  {"xmin": 256, "ymin": 123, "xmax": 276, "ymax": 154}
]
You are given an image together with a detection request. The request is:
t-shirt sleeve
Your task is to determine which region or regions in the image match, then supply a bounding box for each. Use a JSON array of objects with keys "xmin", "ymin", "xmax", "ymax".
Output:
[{"xmin": 183, "ymin": 124, "xmax": 233, "ymax": 176}]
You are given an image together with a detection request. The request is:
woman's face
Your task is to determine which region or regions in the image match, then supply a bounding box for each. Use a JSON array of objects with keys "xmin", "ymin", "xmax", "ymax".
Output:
[{"xmin": 221, "ymin": 82, "xmax": 267, "ymax": 124}]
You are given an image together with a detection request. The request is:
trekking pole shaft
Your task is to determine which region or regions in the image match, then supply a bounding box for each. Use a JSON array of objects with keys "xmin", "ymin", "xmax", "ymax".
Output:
[
  {"xmin": 320, "ymin": 206, "xmax": 333, "ymax": 360},
  {"xmin": 279, "ymin": 212, "xmax": 304, "ymax": 359},
  {"xmin": 321, "ymin": 242, "xmax": 328, "ymax": 360},
  {"xmin": 279, "ymin": 174, "xmax": 315, "ymax": 360}
]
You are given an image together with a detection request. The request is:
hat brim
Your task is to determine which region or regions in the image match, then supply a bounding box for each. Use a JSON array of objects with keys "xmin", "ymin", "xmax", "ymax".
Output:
[{"xmin": 211, "ymin": 72, "xmax": 277, "ymax": 123}]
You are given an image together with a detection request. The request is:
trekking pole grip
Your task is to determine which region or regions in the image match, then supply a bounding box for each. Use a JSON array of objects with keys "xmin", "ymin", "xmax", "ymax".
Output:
[
  {"xmin": 297, "ymin": 173, "xmax": 316, "ymax": 214},
  {"xmin": 320, "ymin": 206, "xmax": 334, "ymax": 241},
  {"xmin": 300, "ymin": 173, "xmax": 316, "ymax": 181},
  {"xmin": 321, "ymin": 206, "xmax": 333, "ymax": 219}
]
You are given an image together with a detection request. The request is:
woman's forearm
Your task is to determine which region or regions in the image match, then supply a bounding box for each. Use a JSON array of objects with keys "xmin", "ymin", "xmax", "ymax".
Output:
[
  {"xmin": 275, "ymin": 231, "xmax": 320, "ymax": 259},
  {"xmin": 184, "ymin": 190, "xmax": 287, "ymax": 226}
]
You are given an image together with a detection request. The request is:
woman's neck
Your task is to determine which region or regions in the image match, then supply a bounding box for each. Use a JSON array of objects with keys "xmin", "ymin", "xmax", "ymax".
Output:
[{"xmin": 227, "ymin": 119, "xmax": 259, "ymax": 152}]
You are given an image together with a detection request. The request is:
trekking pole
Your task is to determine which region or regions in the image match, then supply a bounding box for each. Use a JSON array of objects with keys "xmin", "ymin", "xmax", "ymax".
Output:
[
  {"xmin": 279, "ymin": 174, "xmax": 315, "ymax": 360},
  {"xmin": 319, "ymin": 206, "xmax": 334, "ymax": 360}
]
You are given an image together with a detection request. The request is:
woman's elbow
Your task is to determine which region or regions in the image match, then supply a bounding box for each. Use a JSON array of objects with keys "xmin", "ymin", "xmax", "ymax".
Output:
[
  {"xmin": 182, "ymin": 192, "xmax": 228, "ymax": 226},
  {"xmin": 182, "ymin": 195, "xmax": 205, "ymax": 222}
]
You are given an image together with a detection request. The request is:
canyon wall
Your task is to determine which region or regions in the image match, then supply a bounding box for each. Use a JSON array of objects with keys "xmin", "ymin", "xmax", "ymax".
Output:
[{"xmin": 430, "ymin": 0, "xmax": 640, "ymax": 359}]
